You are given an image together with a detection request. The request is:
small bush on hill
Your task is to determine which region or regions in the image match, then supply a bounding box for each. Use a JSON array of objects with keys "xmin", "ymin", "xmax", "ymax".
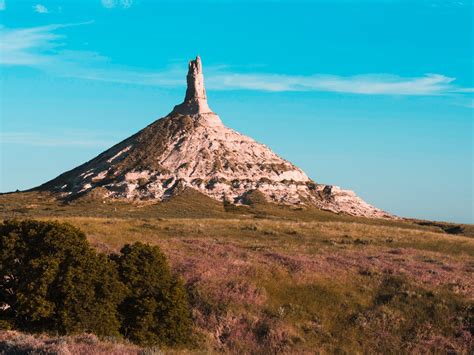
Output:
[
  {"xmin": 112, "ymin": 242, "xmax": 192, "ymax": 346},
  {"xmin": 0, "ymin": 219, "xmax": 124, "ymax": 336}
]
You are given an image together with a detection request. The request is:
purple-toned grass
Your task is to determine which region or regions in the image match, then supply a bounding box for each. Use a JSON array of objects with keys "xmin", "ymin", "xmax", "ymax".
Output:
[
  {"xmin": 8, "ymin": 216, "xmax": 473, "ymax": 353},
  {"xmin": 0, "ymin": 331, "xmax": 143, "ymax": 354}
]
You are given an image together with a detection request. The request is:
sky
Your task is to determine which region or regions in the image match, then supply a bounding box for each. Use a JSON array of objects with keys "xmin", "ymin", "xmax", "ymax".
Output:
[{"xmin": 0, "ymin": 0, "xmax": 472, "ymax": 223}]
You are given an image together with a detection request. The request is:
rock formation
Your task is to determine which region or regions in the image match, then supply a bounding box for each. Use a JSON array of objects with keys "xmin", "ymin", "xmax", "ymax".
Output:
[
  {"xmin": 37, "ymin": 56, "xmax": 392, "ymax": 219},
  {"xmin": 172, "ymin": 56, "xmax": 212, "ymax": 115}
]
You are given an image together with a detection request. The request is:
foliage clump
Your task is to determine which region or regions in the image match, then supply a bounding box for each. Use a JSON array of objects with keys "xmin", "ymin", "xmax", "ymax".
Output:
[
  {"xmin": 0, "ymin": 220, "xmax": 192, "ymax": 347},
  {"xmin": 113, "ymin": 242, "xmax": 192, "ymax": 346},
  {"xmin": 0, "ymin": 219, "xmax": 123, "ymax": 336}
]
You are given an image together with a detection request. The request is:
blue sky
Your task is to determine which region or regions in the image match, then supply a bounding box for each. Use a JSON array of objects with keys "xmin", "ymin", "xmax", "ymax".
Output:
[{"xmin": 0, "ymin": 0, "xmax": 472, "ymax": 223}]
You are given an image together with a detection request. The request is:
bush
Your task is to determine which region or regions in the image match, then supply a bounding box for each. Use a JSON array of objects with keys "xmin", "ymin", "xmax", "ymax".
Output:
[
  {"xmin": 113, "ymin": 242, "xmax": 192, "ymax": 346},
  {"xmin": 0, "ymin": 220, "xmax": 192, "ymax": 346},
  {"xmin": 0, "ymin": 219, "xmax": 124, "ymax": 336}
]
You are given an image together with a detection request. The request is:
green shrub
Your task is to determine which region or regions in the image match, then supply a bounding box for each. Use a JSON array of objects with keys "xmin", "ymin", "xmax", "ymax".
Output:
[
  {"xmin": 0, "ymin": 220, "xmax": 192, "ymax": 346},
  {"xmin": 113, "ymin": 242, "xmax": 192, "ymax": 346},
  {"xmin": 0, "ymin": 219, "xmax": 124, "ymax": 336}
]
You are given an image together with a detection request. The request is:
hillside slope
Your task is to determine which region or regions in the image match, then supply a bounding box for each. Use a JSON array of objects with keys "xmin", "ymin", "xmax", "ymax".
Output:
[{"xmin": 35, "ymin": 56, "xmax": 391, "ymax": 219}]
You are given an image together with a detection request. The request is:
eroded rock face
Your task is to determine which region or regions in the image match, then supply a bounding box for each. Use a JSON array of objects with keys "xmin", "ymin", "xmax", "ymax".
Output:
[
  {"xmin": 172, "ymin": 56, "xmax": 214, "ymax": 117},
  {"xmin": 37, "ymin": 56, "xmax": 393, "ymax": 219}
]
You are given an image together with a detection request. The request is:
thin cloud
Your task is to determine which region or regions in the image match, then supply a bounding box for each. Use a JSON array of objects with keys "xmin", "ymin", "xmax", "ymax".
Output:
[
  {"xmin": 120, "ymin": 0, "xmax": 134, "ymax": 8},
  {"xmin": 428, "ymin": 0, "xmax": 470, "ymax": 8},
  {"xmin": 34, "ymin": 4, "xmax": 49, "ymax": 13},
  {"xmin": 101, "ymin": 0, "xmax": 116, "ymax": 8},
  {"xmin": 455, "ymin": 88, "xmax": 474, "ymax": 93},
  {"xmin": 0, "ymin": 24, "xmax": 63, "ymax": 65},
  {"xmin": 0, "ymin": 23, "xmax": 472, "ymax": 97},
  {"xmin": 205, "ymin": 72, "xmax": 461, "ymax": 95},
  {"xmin": 71, "ymin": 68, "xmax": 464, "ymax": 96},
  {"xmin": 0, "ymin": 22, "xmax": 93, "ymax": 66},
  {"xmin": 0, "ymin": 132, "xmax": 114, "ymax": 148},
  {"xmin": 101, "ymin": 0, "xmax": 134, "ymax": 9}
]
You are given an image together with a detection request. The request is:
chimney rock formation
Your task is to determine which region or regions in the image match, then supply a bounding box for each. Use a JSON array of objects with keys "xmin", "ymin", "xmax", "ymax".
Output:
[
  {"xmin": 172, "ymin": 56, "xmax": 221, "ymax": 126},
  {"xmin": 37, "ymin": 56, "xmax": 392, "ymax": 219}
]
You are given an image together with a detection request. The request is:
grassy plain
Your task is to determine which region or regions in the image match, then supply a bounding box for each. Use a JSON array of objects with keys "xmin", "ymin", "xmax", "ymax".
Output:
[{"xmin": 0, "ymin": 191, "xmax": 473, "ymax": 353}]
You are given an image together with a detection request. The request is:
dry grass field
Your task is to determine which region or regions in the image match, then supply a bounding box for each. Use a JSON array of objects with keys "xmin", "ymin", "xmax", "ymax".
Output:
[{"xmin": 1, "ymin": 191, "xmax": 473, "ymax": 353}]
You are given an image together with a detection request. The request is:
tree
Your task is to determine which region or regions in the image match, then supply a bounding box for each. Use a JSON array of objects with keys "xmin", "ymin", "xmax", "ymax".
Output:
[
  {"xmin": 113, "ymin": 242, "xmax": 192, "ymax": 346},
  {"xmin": 0, "ymin": 219, "xmax": 124, "ymax": 336}
]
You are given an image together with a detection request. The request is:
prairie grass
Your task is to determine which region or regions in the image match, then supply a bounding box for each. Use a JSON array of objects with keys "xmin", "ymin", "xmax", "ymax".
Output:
[
  {"xmin": 1, "ymin": 191, "xmax": 473, "ymax": 352},
  {"xmin": 0, "ymin": 331, "xmax": 143, "ymax": 354},
  {"xmin": 17, "ymin": 216, "xmax": 470, "ymax": 353}
]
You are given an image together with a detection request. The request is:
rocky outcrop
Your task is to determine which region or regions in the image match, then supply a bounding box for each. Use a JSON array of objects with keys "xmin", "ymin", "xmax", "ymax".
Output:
[
  {"xmin": 37, "ymin": 56, "xmax": 393, "ymax": 219},
  {"xmin": 172, "ymin": 56, "xmax": 213, "ymax": 116},
  {"xmin": 312, "ymin": 185, "xmax": 392, "ymax": 218}
]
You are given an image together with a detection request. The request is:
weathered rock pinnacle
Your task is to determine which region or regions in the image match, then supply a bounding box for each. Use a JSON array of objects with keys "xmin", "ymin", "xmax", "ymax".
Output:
[
  {"xmin": 36, "ymin": 55, "xmax": 393, "ymax": 219},
  {"xmin": 172, "ymin": 56, "xmax": 213, "ymax": 115}
]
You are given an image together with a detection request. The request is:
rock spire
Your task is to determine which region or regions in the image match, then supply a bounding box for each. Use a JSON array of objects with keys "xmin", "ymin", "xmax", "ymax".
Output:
[
  {"xmin": 172, "ymin": 56, "xmax": 213, "ymax": 115},
  {"xmin": 36, "ymin": 55, "xmax": 393, "ymax": 219}
]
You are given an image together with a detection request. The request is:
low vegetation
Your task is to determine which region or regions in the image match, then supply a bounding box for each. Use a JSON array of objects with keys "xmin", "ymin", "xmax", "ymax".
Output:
[
  {"xmin": 0, "ymin": 331, "xmax": 143, "ymax": 354},
  {"xmin": 0, "ymin": 191, "xmax": 473, "ymax": 353},
  {"xmin": 113, "ymin": 242, "xmax": 192, "ymax": 346},
  {"xmin": 0, "ymin": 220, "xmax": 192, "ymax": 348}
]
